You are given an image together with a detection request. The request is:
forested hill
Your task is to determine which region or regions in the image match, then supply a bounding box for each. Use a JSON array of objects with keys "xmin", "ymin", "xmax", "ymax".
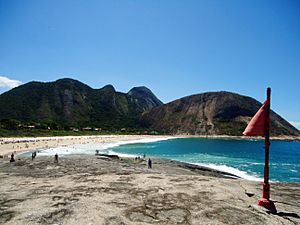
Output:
[{"xmin": 0, "ymin": 78, "xmax": 162, "ymax": 129}]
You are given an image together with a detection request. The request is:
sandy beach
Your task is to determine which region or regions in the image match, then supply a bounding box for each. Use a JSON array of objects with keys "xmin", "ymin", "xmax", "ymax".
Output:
[
  {"xmin": 0, "ymin": 135, "xmax": 173, "ymax": 157},
  {"xmin": 0, "ymin": 135, "xmax": 300, "ymax": 225}
]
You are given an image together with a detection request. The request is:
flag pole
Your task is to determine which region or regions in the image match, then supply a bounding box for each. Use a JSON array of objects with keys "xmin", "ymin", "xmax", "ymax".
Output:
[{"xmin": 258, "ymin": 87, "xmax": 277, "ymax": 212}]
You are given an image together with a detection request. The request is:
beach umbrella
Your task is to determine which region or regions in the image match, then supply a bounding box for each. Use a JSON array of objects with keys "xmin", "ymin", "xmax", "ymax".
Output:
[{"xmin": 243, "ymin": 87, "xmax": 277, "ymax": 213}]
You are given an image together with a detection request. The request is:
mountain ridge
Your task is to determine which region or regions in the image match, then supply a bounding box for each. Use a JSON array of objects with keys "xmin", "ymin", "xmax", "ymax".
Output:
[{"xmin": 0, "ymin": 78, "xmax": 298, "ymax": 136}]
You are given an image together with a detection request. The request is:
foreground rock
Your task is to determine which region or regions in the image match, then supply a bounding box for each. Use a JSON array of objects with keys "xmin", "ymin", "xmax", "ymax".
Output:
[{"xmin": 0, "ymin": 156, "xmax": 299, "ymax": 225}]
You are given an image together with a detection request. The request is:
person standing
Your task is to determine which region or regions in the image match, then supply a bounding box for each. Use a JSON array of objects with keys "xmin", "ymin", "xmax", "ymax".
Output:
[
  {"xmin": 10, "ymin": 153, "xmax": 15, "ymax": 162},
  {"xmin": 147, "ymin": 158, "xmax": 152, "ymax": 169},
  {"xmin": 31, "ymin": 151, "xmax": 36, "ymax": 160},
  {"xmin": 54, "ymin": 153, "xmax": 58, "ymax": 163}
]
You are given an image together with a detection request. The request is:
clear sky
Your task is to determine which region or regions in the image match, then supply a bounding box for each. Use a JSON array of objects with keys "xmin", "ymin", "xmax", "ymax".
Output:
[{"xmin": 0, "ymin": 0, "xmax": 299, "ymax": 129}]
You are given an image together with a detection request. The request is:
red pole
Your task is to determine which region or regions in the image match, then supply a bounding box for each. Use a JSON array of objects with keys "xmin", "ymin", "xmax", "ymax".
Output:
[
  {"xmin": 258, "ymin": 87, "xmax": 277, "ymax": 212},
  {"xmin": 263, "ymin": 87, "xmax": 270, "ymax": 199}
]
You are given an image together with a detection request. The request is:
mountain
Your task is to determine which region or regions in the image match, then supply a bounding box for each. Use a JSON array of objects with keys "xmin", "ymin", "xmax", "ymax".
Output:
[
  {"xmin": 140, "ymin": 91, "xmax": 300, "ymax": 136},
  {"xmin": 127, "ymin": 86, "xmax": 163, "ymax": 115},
  {"xmin": 0, "ymin": 78, "xmax": 162, "ymax": 129},
  {"xmin": 0, "ymin": 80, "xmax": 298, "ymax": 136}
]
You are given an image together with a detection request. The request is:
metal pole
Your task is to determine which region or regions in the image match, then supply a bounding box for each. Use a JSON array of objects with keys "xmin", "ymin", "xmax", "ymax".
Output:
[
  {"xmin": 258, "ymin": 87, "xmax": 276, "ymax": 212},
  {"xmin": 263, "ymin": 87, "xmax": 271, "ymax": 199}
]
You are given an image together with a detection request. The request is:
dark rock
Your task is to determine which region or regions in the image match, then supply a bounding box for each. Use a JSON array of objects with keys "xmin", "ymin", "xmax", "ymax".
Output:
[
  {"xmin": 140, "ymin": 91, "xmax": 300, "ymax": 136},
  {"xmin": 96, "ymin": 154, "xmax": 119, "ymax": 160}
]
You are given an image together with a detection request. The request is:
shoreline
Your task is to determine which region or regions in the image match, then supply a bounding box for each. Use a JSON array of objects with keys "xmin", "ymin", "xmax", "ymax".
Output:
[
  {"xmin": 1, "ymin": 134, "xmax": 298, "ymax": 183},
  {"xmin": 0, "ymin": 135, "xmax": 175, "ymax": 157},
  {"xmin": 0, "ymin": 134, "xmax": 256, "ymax": 183},
  {"xmin": 1, "ymin": 133, "xmax": 299, "ymax": 156}
]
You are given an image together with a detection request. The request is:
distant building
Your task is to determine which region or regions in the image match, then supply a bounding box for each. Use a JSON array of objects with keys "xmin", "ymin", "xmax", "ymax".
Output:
[{"xmin": 24, "ymin": 125, "xmax": 35, "ymax": 129}]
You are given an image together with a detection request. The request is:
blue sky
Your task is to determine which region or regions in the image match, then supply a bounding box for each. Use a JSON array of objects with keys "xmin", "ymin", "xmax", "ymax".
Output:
[{"xmin": 0, "ymin": 0, "xmax": 299, "ymax": 129}]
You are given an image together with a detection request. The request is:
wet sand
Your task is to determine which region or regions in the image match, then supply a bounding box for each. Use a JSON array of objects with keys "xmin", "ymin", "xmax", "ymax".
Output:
[{"xmin": 0, "ymin": 155, "xmax": 299, "ymax": 225}]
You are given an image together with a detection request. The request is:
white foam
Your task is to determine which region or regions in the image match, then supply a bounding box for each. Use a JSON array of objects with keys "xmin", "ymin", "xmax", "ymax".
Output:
[
  {"xmin": 99, "ymin": 137, "xmax": 175, "ymax": 150},
  {"xmin": 36, "ymin": 136, "xmax": 175, "ymax": 156},
  {"xmin": 108, "ymin": 150, "xmax": 138, "ymax": 158},
  {"xmin": 194, "ymin": 163, "xmax": 263, "ymax": 181},
  {"xmin": 249, "ymin": 162, "xmax": 264, "ymax": 165}
]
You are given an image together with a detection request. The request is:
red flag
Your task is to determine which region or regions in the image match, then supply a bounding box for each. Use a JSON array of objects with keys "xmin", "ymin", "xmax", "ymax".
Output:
[{"xmin": 243, "ymin": 99, "xmax": 270, "ymax": 136}]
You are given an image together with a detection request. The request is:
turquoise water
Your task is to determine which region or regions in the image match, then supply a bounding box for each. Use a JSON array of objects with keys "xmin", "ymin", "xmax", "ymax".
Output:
[{"xmin": 110, "ymin": 138, "xmax": 300, "ymax": 182}]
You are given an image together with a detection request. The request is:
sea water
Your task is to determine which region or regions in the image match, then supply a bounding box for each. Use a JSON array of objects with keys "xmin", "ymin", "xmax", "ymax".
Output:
[
  {"xmin": 109, "ymin": 138, "xmax": 300, "ymax": 183},
  {"xmin": 21, "ymin": 137, "xmax": 300, "ymax": 182}
]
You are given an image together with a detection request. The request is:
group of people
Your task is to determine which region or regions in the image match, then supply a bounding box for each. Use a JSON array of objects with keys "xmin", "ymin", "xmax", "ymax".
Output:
[
  {"xmin": 9, "ymin": 150, "xmax": 152, "ymax": 168},
  {"xmin": 134, "ymin": 153, "xmax": 152, "ymax": 169},
  {"xmin": 9, "ymin": 152, "xmax": 59, "ymax": 163}
]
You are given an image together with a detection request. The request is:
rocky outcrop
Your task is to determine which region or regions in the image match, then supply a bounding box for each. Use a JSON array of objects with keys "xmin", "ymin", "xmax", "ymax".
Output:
[{"xmin": 140, "ymin": 91, "xmax": 300, "ymax": 136}]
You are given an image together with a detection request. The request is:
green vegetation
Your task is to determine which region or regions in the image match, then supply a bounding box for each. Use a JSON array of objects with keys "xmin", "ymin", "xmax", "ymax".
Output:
[
  {"xmin": 214, "ymin": 121, "xmax": 247, "ymax": 136},
  {"xmin": 0, "ymin": 78, "xmax": 163, "ymax": 137},
  {"xmin": 0, "ymin": 127, "xmax": 162, "ymax": 138}
]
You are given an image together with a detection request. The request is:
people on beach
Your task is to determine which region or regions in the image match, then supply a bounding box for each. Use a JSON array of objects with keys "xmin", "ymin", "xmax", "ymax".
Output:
[
  {"xmin": 148, "ymin": 158, "xmax": 152, "ymax": 169},
  {"xmin": 31, "ymin": 151, "xmax": 36, "ymax": 160},
  {"xmin": 54, "ymin": 153, "xmax": 58, "ymax": 163},
  {"xmin": 10, "ymin": 153, "xmax": 15, "ymax": 162}
]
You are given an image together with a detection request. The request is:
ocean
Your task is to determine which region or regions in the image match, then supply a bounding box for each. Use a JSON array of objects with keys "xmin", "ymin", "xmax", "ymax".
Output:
[
  {"xmin": 24, "ymin": 137, "xmax": 300, "ymax": 183},
  {"xmin": 109, "ymin": 138, "xmax": 300, "ymax": 183}
]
